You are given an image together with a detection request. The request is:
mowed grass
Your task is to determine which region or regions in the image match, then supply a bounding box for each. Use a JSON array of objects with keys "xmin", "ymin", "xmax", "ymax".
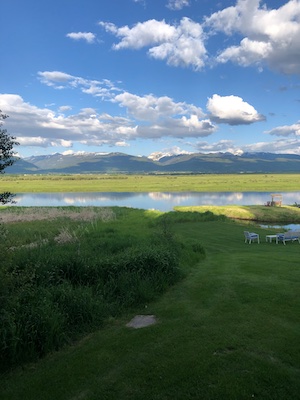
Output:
[
  {"xmin": 2, "ymin": 173, "xmax": 300, "ymax": 192},
  {"xmin": 0, "ymin": 208, "xmax": 299, "ymax": 399}
]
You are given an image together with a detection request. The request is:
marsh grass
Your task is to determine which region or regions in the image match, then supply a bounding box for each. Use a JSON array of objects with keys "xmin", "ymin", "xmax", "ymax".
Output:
[
  {"xmin": 54, "ymin": 228, "xmax": 78, "ymax": 244},
  {"xmin": 0, "ymin": 206, "xmax": 116, "ymax": 223}
]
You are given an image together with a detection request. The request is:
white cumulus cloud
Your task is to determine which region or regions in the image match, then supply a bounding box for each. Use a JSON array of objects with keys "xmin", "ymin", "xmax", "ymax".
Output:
[
  {"xmin": 0, "ymin": 91, "xmax": 217, "ymax": 152},
  {"xmin": 205, "ymin": 0, "xmax": 300, "ymax": 74},
  {"xmin": 137, "ymin": 116, "xmax": 217, "ymax": 138},
  {"xmin": 206, "ymin": 94, "xmax": 265, "ymax": 125},
  {"xmin": 0, "ymin": 94, "xmax": 137, "ymax": 148},
  {"xmin": 66, "ymin": 32, "xmax": 96, "ymax": 43},
  {"xmin": 59, "ymin": 105, "xmax": 72, "ymax": 113},
  {"xmin": 97, "ymin": 1, "xmax": 300, "ymax": 75},
  {"xmin": 99, "ymin": 17, "xmax": 207, "ymax": 70},
  {"xmin": 38, "ymin": 71, "xmax": 121, "ymax": 99},
  {"xmin": 195, "ymin": 139, "xmax": 243, "ymax": 155},
  {"xmin": 242, "ymin": 139, "xmax": 300, "ymax": 154},
  {"xmin": 38, "ymin": 71, "xmax": 73, "ymax": 87},
  {"xmin": 99, "ymin": 19, "xmax": 176, "ymax": 49},
  {"xmin": 114, "ymin": 92, "xmax": 203, "ymax": 121},
  {"xmin": 195, "ymin": 137, "xmax": 300, "ymax": 155},
  {"xmin": 265, "ymin": 122, "xmax": 300, "ymax": 136}
]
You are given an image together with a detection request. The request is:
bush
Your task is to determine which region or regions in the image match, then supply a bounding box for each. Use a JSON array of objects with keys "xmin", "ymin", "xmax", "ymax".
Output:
[
  {"xmin": 99, "ymin": 244, "xmax": 182, "ymax": 309},
  {"xmin": 158, "ymin": 210, "xmax": 226, "ymax": 224}
]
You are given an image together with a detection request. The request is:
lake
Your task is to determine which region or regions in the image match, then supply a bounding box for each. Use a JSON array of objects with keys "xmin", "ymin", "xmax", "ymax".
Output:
[{"xmin": 12, "ymin": 191, "xmax": 300, "ymax": 212}]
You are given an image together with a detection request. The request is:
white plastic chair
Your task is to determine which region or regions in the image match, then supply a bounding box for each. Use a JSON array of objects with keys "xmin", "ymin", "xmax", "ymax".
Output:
[{"xmin": 244, "ymin": 231, "xmax": 260, "ymax": 244}]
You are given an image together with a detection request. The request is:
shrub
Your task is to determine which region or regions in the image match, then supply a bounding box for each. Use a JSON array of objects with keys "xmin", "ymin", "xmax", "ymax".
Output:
[
  {"xmin": 158, "ymin": 210, "xmax": 226, "ymax": 224},
  {"xmin": 99, "ymin": 244, "xmax": 181, "ymax": 305}
]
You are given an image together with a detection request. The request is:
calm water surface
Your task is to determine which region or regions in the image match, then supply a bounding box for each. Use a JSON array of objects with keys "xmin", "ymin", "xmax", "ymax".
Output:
[{"xmin": 12, "ymin": 191, "xmax": 300, "ymax": 212}]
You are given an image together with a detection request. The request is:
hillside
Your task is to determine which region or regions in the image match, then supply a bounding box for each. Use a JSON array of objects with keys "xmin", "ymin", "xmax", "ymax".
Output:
[{"xmin": 6, "ymin": 151, "xmax": 300, "ymax": 174}]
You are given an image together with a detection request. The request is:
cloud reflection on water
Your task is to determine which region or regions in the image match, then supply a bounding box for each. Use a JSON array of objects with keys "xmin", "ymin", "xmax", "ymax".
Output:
[{"xmin": 12, "ymin": 191, "xmax": 300, "ymax": 212}]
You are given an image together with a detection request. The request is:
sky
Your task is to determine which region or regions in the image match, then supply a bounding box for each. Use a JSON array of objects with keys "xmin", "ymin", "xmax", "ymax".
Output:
[{"xmin": 1, "ymin": 0, "xmax": 300, "ymax": 159}]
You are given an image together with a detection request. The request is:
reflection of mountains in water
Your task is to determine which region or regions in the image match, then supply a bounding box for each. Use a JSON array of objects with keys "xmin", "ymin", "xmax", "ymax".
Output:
[
  {"xmin": 15, "ymin": 192, "xmax": 140, "ymax": 204},
  {"xmin": 149, "ymin": 192, "xmax": 196, "ymax": 201}
]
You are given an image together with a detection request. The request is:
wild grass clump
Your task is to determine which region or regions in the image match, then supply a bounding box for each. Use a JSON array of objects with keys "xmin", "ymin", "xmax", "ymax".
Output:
[
  {"xmin": 159, "ymin": 210, "xmax": 227, "ymax": 224},
  {"xmin": 0, "ymin": 208, "xmax": 190, "ymax": 371},
  {"xmin": 54, "ymin": 228, "xmax": 78, "ymax": 244}
]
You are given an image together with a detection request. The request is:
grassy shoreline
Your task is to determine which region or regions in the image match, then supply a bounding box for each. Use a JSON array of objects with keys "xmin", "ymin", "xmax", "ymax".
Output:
[
  {"xmin": 2, "ymin": 204, "xmax": 300, "ymax": 224},
  {"xmin": 1, "ymin": 173, "xmax": 300, "ymax": 192},
  {"xmin": 175, "ymin": 204, "xmax": 300, "ymax": 223}
]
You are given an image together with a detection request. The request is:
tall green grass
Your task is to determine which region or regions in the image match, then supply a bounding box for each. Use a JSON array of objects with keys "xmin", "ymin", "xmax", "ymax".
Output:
[{"xmin": 0, "ymin": 208, "xmax": 208, "ymax": 371}]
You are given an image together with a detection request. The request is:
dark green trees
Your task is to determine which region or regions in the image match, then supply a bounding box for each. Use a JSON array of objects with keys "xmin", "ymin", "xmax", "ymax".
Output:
[{"xmin": 0, "ymin": 111, "xmax": 19, "ymax": 204}]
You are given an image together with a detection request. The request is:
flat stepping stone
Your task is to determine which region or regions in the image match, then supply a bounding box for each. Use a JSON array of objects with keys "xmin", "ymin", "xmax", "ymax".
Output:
[{"xmin": 126, "ymin": 315, "xmax": 157, "ymax": 329}]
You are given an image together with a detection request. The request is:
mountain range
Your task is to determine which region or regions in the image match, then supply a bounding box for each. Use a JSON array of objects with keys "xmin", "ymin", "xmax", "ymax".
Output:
[{"xmin": 6, "ymin": 151, "xmax": 300, "ymax": 174}]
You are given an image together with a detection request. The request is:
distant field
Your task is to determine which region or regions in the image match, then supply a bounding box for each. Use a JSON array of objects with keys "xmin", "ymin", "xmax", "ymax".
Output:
[{"xmin": 2, "ymin": 173, "xmax": 300, "ymax": 192}]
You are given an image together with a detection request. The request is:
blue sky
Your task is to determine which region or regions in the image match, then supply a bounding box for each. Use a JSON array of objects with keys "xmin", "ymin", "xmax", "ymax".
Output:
[{"xmin": 1, "ymin": 0, "xmax": 300, "ymax": 158}]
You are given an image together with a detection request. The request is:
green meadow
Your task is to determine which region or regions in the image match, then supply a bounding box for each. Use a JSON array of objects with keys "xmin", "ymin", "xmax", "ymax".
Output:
[
  {"xmin": 2, "ymin": 173, "xmax": 300, "ymax": 192},
  {"xmin": 0, "ymin": 205, "xmax": 299, "ymax": 399}
]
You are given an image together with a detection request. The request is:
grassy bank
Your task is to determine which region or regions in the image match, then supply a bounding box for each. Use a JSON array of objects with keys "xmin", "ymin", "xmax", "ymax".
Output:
[
  {"xmin": 1, "ymin": 173, "xmax": 300, "ymax": 192},
  {"xmin": 0, "ymin": 206, "xmax": 299, "ymax": 399},
  {"xmin": 175, "ymin": 204, "xmax": 300, "ymax": 223}
]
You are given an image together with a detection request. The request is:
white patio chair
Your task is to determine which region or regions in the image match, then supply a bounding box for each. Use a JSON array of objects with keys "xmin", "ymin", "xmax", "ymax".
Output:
[{"xmin": 244, "ymin": 231, "xmax": 260, "ymax": 244}]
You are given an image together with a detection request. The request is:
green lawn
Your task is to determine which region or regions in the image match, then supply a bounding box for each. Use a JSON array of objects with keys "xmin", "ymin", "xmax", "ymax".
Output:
[{"xmin": 0, "ymin": 208, "xmax": 299, "ymax": 399}]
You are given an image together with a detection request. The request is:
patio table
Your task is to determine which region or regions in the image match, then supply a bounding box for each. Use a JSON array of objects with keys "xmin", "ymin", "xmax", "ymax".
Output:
[{"xmin": 265, "ymin": 234, "xmax": 278, "ymax": 243}]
